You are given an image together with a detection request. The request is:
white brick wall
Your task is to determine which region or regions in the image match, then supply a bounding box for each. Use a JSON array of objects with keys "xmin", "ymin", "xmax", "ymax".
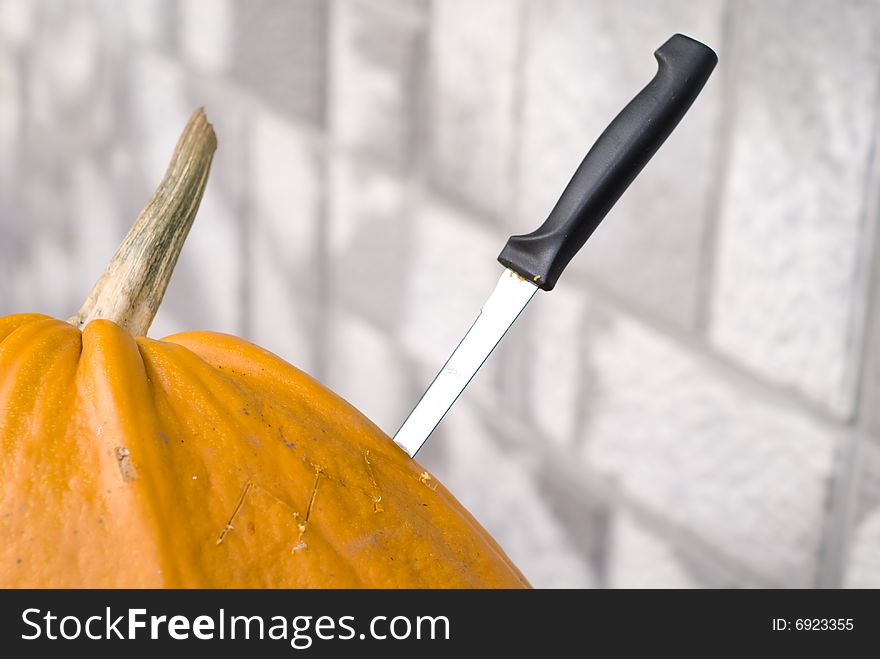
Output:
[
  {"xmin": 126, "ymin": 0, "xmax": 166, "ymax": 48},
  {"xmin": 606, "ymin": 512, "xmax": 706, "ymax": 589},
  {"xmin": 844, "ymin": 441, "xmax": 880, "ymax": 588},
  {"xmin": 860, "ymin": 243, "xmax": 880, "ymax": 440},
  {"xmin": 326, "ymin": 152, "xmax": 412, "ymax": 334},
  {"xmin": 397, "ymin": 196, "xmax": 502, "ymax": 371},
  {"xmin": 522, "ymin": 285, "xmax": 588, "ymax": 448},
  {"xmin": 179, "ymin": 0, "xmax": 233, "ymax": 74},
  {"xmin": 228, "ymin": 0, "xmax": 327, "ymax": 127},
  {"xmin": 324, "ymin": 306, "xmax": 416, "ymax": 436},
  {"xmin": 708, "ymin": 0, "xmax": 880, "ymax": 419},
  {"xmin": 1, "ymin": 0, "xmax": 878, "ymax": 589},
  {"xmin": 67, "ymin": 154, "xmax": 130, "ymax": 317},
  {"xmin": 428, "ymin": 0, "xmax": 521, "ymax": 218},
  {"xmin": 0, "ymin": 0, "xmax": 34, "ymax": 47},
  {"xmin": 248, "ymin": 105, "xmax": 324, "ymax": 372},
  {"xmin": 579, "ymin": 297, "xmax": 841, "ymax": 585},
  {"xmin": 330, "ymin": 0, "xmax": 427, "ymax": 169}
]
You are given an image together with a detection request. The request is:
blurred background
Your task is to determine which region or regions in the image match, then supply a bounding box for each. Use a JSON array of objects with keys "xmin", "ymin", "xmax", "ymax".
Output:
[{"xmin": 1, "ymin": 0, "xmax": 879, "ymax": 588}]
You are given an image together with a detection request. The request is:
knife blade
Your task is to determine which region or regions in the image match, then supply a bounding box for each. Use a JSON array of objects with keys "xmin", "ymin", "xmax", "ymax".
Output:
[{"xmin": 393, "ymin": 33, "xmax": 717, "ymax": 458}]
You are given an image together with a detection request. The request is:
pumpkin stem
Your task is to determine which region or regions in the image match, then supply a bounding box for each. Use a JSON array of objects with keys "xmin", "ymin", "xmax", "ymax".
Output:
[{"xmin": 69, "ymin": 108, "xmax": 217, "ymax": 336}]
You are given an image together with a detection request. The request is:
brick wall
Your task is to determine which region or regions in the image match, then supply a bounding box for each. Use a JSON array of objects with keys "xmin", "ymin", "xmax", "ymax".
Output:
[{"xmin": 1, "ymin": 0, "xmax": 878, "ymax": 588}]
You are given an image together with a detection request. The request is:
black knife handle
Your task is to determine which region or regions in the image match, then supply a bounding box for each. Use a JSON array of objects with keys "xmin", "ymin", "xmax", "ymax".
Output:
[{"xmin": 498, "ymin": 33, "xmax": 717, "ymax": 290}]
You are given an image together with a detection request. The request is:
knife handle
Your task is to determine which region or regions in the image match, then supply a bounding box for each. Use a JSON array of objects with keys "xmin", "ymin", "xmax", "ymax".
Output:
[{"xmin": 497, "ymin": 33, "xmax": 717, "ymax": 290}]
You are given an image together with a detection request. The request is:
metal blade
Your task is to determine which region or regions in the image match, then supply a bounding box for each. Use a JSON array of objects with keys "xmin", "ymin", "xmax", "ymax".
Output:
[{"xmin": 393, "ymin": 269, "xmax": 539, "ymax": 457}]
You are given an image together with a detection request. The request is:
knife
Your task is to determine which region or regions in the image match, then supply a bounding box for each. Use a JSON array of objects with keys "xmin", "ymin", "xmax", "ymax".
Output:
[{"xmin": 393, "ymin": 33, "xmax": 718, "ymax": 458}]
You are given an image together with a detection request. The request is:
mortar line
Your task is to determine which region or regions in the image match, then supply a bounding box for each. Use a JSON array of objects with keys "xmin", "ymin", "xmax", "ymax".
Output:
[
  {"xmin": 816, "ymin": 429, "xmax": 863, "ymax": 587},
  {"xmin": 850, "ymin": 68, "xmax": 880, "ymax": 429},
  {"xmin": 694, "ymin": 0, "xmax": 744, "ymax": 334},
  {"xmin": 816, "ymin": 62, "xmax": 880, "ymax": 587},
  {"xmin": 574, "ymin": 272, "xmax": 855, "ymax": 432}
]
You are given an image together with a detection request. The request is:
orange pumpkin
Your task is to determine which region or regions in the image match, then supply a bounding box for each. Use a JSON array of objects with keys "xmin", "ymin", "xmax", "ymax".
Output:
[{"xmin": 0, "ymin": 110, "xmax": 528, "ymax": 588}]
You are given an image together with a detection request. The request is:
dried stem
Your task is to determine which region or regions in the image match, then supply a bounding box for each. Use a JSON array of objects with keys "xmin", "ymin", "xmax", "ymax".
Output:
[{"xmin": 69, "ymin": 108, "xmax": 217, "ymax": 336}]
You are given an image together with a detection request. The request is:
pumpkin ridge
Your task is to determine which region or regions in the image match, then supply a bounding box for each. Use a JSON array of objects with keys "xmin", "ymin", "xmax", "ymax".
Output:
[
  {"xmin": 0, "ymin": 320, "xmax": 81, "ymax": 442},
  {"xmin": 0, "ymin": 314, "xmax": 53, "ymax": 344},
  {"xmin": 78, "ymin": 320, "xmax": 196, "ymax": 587},
  {"xmin": 1, "ymin": 322, "xmax": 81, "ymax": 585}
]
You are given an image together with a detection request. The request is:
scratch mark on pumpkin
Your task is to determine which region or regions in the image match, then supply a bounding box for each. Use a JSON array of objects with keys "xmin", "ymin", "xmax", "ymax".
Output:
[
  {"xmin": 292, "ymin": 466, "xmax": 323, "ymax": 552},
  {"xmin": 250, "ymin": 481, "xmax": 297, "ymax": 512},
  {"xmin": 304, "ymin": 466, "xmax": 322, "ymax": 524},
  {"xmin": 362, "ymin": 450, "xmax": 384, "ymax": 513},
  {"xmin": 216, "ymin": 480, "xmax": 253, "ymax": 545},
  {"xmin": 418, "ymin": 471, "xmax": 437, "ymax": 491},
  {"xmin": 114, "ymin": 447, "xmax": 137, "ymax": 482}
]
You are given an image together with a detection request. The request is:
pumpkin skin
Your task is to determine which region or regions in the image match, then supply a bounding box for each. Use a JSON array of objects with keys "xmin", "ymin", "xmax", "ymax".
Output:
[{"xmin": 0, "ymin": 313, "xmax": 528, "ymax": 587}]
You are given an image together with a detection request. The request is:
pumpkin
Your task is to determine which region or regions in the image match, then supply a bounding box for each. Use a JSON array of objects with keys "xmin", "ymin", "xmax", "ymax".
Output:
[{"xmin": 0, "ymin": 109, "xmax": 528, "ymax": 588}]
